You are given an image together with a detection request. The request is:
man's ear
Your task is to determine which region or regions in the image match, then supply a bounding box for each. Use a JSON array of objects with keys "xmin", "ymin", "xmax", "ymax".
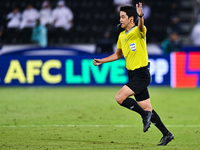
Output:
[{"xmin": 130, "ymin": 16, "xmax": 134, "ymax": 22}]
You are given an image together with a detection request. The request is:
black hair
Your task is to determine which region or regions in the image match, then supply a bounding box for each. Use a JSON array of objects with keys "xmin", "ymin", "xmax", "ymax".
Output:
[{"xmin": 120, "ymin": 6, "xmax": 138, "ymax": 23}]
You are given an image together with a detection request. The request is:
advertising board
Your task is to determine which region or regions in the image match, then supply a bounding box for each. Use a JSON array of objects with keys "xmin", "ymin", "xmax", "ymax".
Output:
[{"xmin": 0, "ymin": 55, "xmax": 170, "ymax": 86}]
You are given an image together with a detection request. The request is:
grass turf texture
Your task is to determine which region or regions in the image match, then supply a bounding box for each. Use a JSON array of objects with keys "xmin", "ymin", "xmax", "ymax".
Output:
[{"xmin": 0, "ymin": 87, "xmax": 200, "ymax": 150}]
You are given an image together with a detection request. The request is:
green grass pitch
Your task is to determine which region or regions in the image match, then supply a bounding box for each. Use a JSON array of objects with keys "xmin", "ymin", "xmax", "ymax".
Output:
[{"xmin": 0, "ymin": 86, "xmax": 200, "ymax": 150}]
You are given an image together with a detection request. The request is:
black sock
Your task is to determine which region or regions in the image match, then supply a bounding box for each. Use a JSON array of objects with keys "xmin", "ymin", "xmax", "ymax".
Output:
[
  {"xmin": 121, "ymin": 98, "xmax": 148, "ymax": 118},
  {"xmin": 151, "ymin": 110, "xmax": 169, "ymax": 136}
]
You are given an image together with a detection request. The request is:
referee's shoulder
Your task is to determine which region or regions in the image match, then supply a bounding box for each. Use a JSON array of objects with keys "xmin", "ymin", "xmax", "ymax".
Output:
[{"xmin": 119, "ymin": 30, "xmax": 126, "ymax": 35}]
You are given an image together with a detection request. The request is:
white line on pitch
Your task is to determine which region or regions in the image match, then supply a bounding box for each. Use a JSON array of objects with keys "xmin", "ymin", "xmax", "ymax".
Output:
[{"xmin": 2, "ymin": 125, "xmax": 200, "ymax": 128}]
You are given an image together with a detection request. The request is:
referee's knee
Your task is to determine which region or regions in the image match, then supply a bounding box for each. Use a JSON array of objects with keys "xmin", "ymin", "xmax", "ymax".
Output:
[{"xmin": 115, "ymin": 94, "xmax": 125, "ymax": 105}]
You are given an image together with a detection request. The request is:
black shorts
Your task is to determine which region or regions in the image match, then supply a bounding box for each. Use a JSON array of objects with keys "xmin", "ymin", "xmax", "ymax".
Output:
[{"xmin": 126, "ymin": 66, "xmax": 151, "ymax": 102}]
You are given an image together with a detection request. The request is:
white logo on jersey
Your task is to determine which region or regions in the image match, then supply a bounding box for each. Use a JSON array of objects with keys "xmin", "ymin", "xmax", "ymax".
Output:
[{"xmin": 129, "ymin": 43, "xmax": 136, "ymax": 51}]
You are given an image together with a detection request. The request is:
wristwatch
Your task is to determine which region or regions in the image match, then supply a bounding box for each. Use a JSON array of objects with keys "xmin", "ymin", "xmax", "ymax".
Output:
[{"xmin": 139, "ymin": 13, "xmax": 144, "ymax": 18}]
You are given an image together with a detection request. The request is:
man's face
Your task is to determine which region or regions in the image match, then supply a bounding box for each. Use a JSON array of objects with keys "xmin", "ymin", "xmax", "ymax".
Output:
[
  {"xmin": 119, "ymin": 11, "xmax": 130, "ymax": 29},
  {"xmin": 170, "ymin": 33, "xmax": 179, "ymax": 42},
  {"xmin": 13, "ymin": 8, "xmax": 19, "ymax": 14},
  {"xmin": 27, "ymin": 5, "xmax": 33, "ymax": 9}
]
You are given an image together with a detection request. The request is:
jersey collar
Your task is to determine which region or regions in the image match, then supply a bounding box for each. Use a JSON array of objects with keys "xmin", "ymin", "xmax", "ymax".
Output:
[{"xmin": 125, "ymin": 26, "xmax": 136, "ymax": 34}]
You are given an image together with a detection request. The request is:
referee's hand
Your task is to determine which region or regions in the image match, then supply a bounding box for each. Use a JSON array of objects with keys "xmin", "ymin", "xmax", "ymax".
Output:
[
  {"xmin": 136, "ymin": 2, "xmax": 143, "ymax": 17},
  {"xmin": 93, "ymin": 59, "xmax": 102, "ymax": 66}
]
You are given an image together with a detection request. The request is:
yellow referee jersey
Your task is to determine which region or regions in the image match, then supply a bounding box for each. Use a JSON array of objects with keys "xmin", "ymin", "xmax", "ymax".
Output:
[{"xmin": 117, "ymin": 26, "xmax": 148, "ymax": 71}]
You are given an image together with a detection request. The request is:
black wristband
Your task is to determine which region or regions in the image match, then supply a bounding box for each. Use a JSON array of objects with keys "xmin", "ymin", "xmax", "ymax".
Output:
[{"xmin": 139, "ymin": 13, "xmax": 144, "ymax": 18}]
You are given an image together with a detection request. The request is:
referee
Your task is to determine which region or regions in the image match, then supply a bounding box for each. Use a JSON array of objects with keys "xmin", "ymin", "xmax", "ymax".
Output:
[{"xmin": 93, "ymin": 3, "xmax": 174, "ymax": 146}]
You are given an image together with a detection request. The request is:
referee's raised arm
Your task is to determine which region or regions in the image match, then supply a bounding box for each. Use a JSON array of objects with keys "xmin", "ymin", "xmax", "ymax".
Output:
[{"xmin": 136, "ymin": 2, "xmax": 145, "ymax": 33}]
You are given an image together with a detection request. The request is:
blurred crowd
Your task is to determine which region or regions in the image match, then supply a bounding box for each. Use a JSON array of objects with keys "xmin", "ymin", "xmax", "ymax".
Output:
[
  {"xmin": 161, "ymin": 1, "xmax": 182, "ymax": 54},
  {"xmin": 191, "ymin": 0, "xmax": 200, "ymax": 46},
  {"xmin": 4, "ymin": 0, "xmax": 73, "ymax": 47},
  {"xmin": 0, "ymin": 0, "xmax": 199, "ymax": 54},
  {"xmin": 7, "ymin": 0, "xmax": 73, "ymax": 30}
]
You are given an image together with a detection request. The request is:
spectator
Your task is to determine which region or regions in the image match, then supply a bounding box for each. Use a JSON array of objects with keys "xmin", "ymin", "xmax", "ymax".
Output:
[
  {"xmin": 40, "ymin": 1, "xmax": 52, "ymax": 27},
  {"xmin": 168, "ymin": 1, "xmax": 180, "ymax": 18},
  {"xmin": 0, "ymin": 26, "xmax": 2, "ymax": 36},
  {"xmin": 166, "ymin": 1, "xmax": 182, "ymax": 35},
  {"xmin": 7, "ymin": 8, "xmax": 21, "ymax": 28},
  {"xmin": 167, "ymin": 15, "xmax": 182, "ymax": 35},
  {"xmin": 191, "ymin": 14, "xmax": 200, "ymax": 46},
  {"xmin": 20, "ymin": 4, "xmax": 39, "ymax": 29},
  {"xmin": 161, "ymin": 32, "xmax": 182, "ymax": 54},
  {"xmin": 0, "ymin": 25, "xmax": 3, "ymax": 43},
  {"xmin": 52, "ymin": 0, "xmax": 73, "ymax": 31},
  {"xmin": 113, "ymin": 0, "xmax": 133, "ymax": 14},
  {"xmin": 31, "ymin": 19, "xmax": 47, "ymax": 47},
  {"xmin": 95, "ymin": 31, "xmax": 114, "ymax": 54}
]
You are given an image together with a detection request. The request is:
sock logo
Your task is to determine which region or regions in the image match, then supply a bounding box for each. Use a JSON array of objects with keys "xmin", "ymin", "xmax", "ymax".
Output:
[{"xmin": 130, "ymin": 106, "xmax": 135, "ymax": 110}]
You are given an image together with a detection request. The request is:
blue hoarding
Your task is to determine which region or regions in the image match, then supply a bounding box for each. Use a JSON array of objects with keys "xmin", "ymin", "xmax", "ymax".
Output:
[{"xmin": 0, "ymin": 55, "xmax": 170, "ymax": 86}]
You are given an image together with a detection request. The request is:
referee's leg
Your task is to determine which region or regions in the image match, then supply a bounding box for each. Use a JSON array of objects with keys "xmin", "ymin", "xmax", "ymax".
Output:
[
  {"xmin": 115, "ymin": 85, "xmax": 152, "ymax": 132},
  {"xmin": 115, "ymin": 85, "xmax": 134, "ymax": 104},
  {"xmin": 138, "ymin": 98, "xmax": 152, "ymax": 111},
  {"xmin": 136, "ymin": 89, "xmax": 174, "ymax": 145}
]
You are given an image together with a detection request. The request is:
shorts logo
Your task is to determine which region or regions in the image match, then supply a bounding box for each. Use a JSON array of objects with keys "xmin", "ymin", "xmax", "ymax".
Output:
[{"xmin": 129, "ymin": 43, "xmax": 136, "ymax": 51}]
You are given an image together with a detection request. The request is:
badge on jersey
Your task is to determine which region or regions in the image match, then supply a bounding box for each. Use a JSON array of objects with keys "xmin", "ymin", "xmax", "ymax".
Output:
[{"xmin": 129, "ymin": 43, "xmax": 136, "ymax": 51}]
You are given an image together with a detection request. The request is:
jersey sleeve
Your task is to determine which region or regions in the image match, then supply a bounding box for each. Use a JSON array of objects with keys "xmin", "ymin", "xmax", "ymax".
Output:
[
  {"xmin": 138, "ymin": 26, "xmax": 147, "ymax": 39},
  {"xmin": 117, "ymin": 33, "xmax": 122, "ymax": 49}
]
